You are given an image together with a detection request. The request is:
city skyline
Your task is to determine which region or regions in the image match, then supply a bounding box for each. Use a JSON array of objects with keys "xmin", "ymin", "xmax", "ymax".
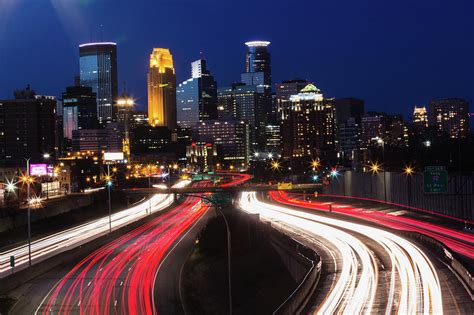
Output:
[{"xmin": 0, "ymin": 0, "xmax": 472, "ymax": 119}]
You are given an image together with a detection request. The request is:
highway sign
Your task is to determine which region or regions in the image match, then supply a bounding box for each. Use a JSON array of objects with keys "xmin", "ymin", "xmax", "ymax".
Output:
[
  {"xmin": 191, "ymin": 174, "xmax": 203, "ymax": 181},
  {"xmin": 423, "ymin": 166, "xmax": 448, "ymax": 193},
  {"xmin": 208, "ymin": 193, "xmax": 232, "ymax": 205},
  {"xmin": 10, "ymin": 256, "xmax": 14, "ymax": 268},
  {"xmin": 277, "ymin": 182, "xmax": 293, "ymax": 190}
]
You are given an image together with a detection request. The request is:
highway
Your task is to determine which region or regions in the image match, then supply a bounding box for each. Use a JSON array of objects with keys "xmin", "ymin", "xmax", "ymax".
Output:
[
  {"xmin": 239, "ymin": 192, "xmax": 461, "ymax": 314},
  {"xmin": 272, "ymin": 191, "xmax": 474, "ymax": 259},
  {"xmin": 34, "ymin": 192, "xmax": 208, "ymax": 314},
  {"xmin": 0, "ymin": 182, "xmax": 187, "ymax": 278}
]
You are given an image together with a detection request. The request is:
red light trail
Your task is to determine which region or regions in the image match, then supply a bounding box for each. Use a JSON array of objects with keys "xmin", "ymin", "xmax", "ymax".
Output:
[{"xmin": 269, "ymin": 191, "xmax": 474, "ymax": 259}]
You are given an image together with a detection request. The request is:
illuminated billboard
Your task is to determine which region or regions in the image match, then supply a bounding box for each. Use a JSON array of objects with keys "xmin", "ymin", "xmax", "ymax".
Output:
[
  {"xmin": 103, "ymin": 152, "xmax": 124, "ymax": 161},
  {"xmin": 30, "ymin": 164, "xmax": 48, "ymax": 176}
]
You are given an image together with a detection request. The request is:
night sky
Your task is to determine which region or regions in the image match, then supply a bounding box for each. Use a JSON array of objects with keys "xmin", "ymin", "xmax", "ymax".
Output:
[{"xmin": 0, "ymin": 0, "xmax": 472, "ymax": 118}]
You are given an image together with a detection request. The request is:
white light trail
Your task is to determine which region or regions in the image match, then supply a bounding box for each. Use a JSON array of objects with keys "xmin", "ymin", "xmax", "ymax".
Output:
[
  {"xmin": 0, "ymin": 181, "xmax": 190, "ymax": 278},
  {"xmin": 238, "ymin": 192, "xmax": 443, "ymax": 314}
]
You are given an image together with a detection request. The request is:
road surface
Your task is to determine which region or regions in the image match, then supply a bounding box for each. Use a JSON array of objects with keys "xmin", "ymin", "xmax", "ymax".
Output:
[{"xmin": 239, "ymin": 192, "xmax": 473, "ymax": 313}]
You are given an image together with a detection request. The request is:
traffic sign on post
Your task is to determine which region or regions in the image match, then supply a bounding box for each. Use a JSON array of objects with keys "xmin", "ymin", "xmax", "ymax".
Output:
[
  {"xmin": 423, "ymin": 166, "xmax": 448, "ymax": 193},
  {"xmin": 10, "ymin": 255, "xmax": 14, "ymax": 268},
  {"xmin": 277, "ymin": 182, "xmax": 293, "ymax": 190}
]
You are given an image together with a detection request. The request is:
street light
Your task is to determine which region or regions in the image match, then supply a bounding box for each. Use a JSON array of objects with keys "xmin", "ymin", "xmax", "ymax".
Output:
[
  {"xmin": 23, "ymin": 158, "xmax": 33, "ymax": 267},
  {"xmin": 310, "ymin": 159, "xmax": 320, "ymax": 169},
  {"xmin": 105, "ymin": 165, "xmax": 113, "ymax": 233},
  {"xmin": 270, "ymin": 160, "xmax": 281, "ymax": 171},
  {"xmin": 369, "ymin": 161, "xmax": 382, "ymax": 174},
  {"xmin": 403, "ymin": 164, "xmax": 415, "ymax": 208},
  {"xmin": 403, "ymin": 165, "xmax": 415, "ymax": 176}
]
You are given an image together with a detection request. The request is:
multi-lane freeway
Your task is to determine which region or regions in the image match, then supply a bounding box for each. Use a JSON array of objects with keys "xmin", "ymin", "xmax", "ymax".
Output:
[
  {"xmin": 239, "ymin": 192, "xmax": 473, "ymax": 314},
  {"xmin": 0, "ymin": 182, "xmax": 190, "ymax": 278},
  {"xmin": 35, "ymin": 192, "xmax": 208, "ymax": 314},
  {"xmin": 2, "ymin": 174, "xmax": 473, "ymax": 314}
]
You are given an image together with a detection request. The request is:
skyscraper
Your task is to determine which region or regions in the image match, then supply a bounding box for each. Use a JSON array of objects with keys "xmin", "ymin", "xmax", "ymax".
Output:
[
  {"xmin": 429, "ymin": 98, "xmax": 469, "ymax": 138},
  {"xmin": 62, "ymin": 85, "xmax": 97, "ymax": 149},
  {"xmin": 280, "ymin": 84, "xmax": 336, "ymax": 160},
  {"xmin": 412, "ymin": 106, "xmax": 429, "ymax": 135},
  {"xmin": 240, "ymin": 41, "xmax": 272, "ymax": 148},
  {"xmin": 177, "ymin": 59, "xmax": 218, "ymax": 128},
  {"xmin": 79, "ymin": 42, "xmax": 118, "ymax": 124},
  {"xmin": 147, "ymin": 48, "xmax": 177, "ymax": 129},
  {"xmin": 242, "ymin": 41, "xmax": 271, "ymax": 86}
]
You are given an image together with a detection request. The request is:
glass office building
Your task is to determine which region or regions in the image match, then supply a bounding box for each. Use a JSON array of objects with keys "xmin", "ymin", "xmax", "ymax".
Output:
[
  {"xmin": 79, "ymin": 42, "xmax": 118, "ymax": 124},
  {"xmin": 177, "ymin": 59, "xmax": 218, "ymax": 129}
]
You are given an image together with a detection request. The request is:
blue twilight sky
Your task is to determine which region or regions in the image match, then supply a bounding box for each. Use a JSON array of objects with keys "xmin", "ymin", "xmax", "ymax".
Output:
[{"xmin": 0, "ymin": 0, "xmax": 472, "ymax": 118}]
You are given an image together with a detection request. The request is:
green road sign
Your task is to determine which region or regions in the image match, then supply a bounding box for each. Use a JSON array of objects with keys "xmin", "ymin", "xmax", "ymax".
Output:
[
  {"xmin": 207, "ymin": 193, "xmax": 232, "ymax": 205},
  {"xmin": 423, "ymin": 166, "xmax": 448, "ymax": 193},
  {"xmin": 191, "ymin": 174, "xmax": 203, "ymax": 181},
  {"xmin": 10, "ymin": 255, "xmax": 14, "ymax": 268}
]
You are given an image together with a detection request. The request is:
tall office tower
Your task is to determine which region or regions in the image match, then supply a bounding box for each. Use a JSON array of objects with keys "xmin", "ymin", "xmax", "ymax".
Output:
[
  {"xmin": 384, "ymin": 114, "xmax": 409, "ymax": 147},
  {"xmin": 334, "ymin": 97, "xmax": 365, "ymax": 125},
  {"xmin": 429, "ymin": 98, "xmax": 469, "ymax": 138},
  {"xmin": 280, "ymin": 84, "xmax": 336, "ymax": 159},
  {"xmin": 196, "ymin": 120, "xmax": 251, "ymax": 164},
  {"xmin": 412, "ymin": 106, "xmax": 428, "ymax": 135},
  {"xmin": 79, "ymin": 42, "xmax": 118, "ymax": 124},
  {"xmin": 242, "ymin": 41, "xmax": 271, "ymax": 86},
  {"xmin": 339, "ymin": 117, "xmax": 362, "ymax": 160},
  {"xmin": 0, "ymin": 86, "xmax": 58, "ymax": 166},
  {"xmin": 147, "ymin": 48, "xmax": 177, "ymax": 129},
  {"xmin": 240, "ymin": 41, "xmax": 272, "ymax": 148},
  {"xmin": 275, "ymin": 79, "xmax": 311, "ymax": 121},
  {"xmin": 177, "ymin": 59, "xmax": 218, "ymax": 128},
  {"xmin": 62, "ymin": 85, "xmax": 97, "ymax": 150},
  {"xmin": 361, "ymin": 112, "xmax": 387, "ymax": 148},
  {"xmin": 217, "ymin": 84, "xmax": 262, "ymax": 144}
]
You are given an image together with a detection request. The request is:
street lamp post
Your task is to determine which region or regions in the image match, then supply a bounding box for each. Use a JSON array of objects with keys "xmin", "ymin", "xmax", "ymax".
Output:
[
  {"xmin": 107, "ymin": 164, "xmax": 112, "ymax": 233},
  {"xmin": 25, "ymin": 158, "xmax": 32, "ymax": 267},
  {"xmin": 377, "ymin": 138, "xmax": 387, "ymax": 202}
]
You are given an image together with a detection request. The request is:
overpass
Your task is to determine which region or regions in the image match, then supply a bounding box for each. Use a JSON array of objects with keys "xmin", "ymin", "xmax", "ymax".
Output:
[{"xmin": 122, "ymin": 183, "xmax": 322, "ymax": 195}]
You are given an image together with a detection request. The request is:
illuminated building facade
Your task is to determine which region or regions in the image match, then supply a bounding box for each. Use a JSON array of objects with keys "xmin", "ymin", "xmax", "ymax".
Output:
[
  {"xmin": 62, "ymin": 86, "xmax": 97, "ymax": 144},
  {"xmin": 196, "ymin": 120, "xmax": 250, "ymax": 163},
  {"xmin": 361, "ymin": 112, "xmax": 387, "ymax": 148},
  {"xmin": 429, "ymin": 98, "xmax": 469, "ymax": 138},
  {"xmin": 177, "ymin": 59, "xmax": 218, "ymax": 128},
  {"xmin": 275, "ymin": 79, "xmax": 311, "ymax": 120},
  {"xmin": 186, "ymin": 142, "xmax": 217, "ymax": 172},
  {"xmin": 79, "ymin": 42, "xmax": 118, "ymax": 124},
  {"xmin": 280, "ymin": 84, "xmax": 336, "ymax": 159},
  {"xmin": 240, "ymin": 41, "xmax": 272, "ymax": 148},
  {"xmin": 72, "ymin": 122, "xmax": 122, "ymax": 153},
  {"xmin": 147, "ymin": 48, "xmax": 177, "ymax": 129}
]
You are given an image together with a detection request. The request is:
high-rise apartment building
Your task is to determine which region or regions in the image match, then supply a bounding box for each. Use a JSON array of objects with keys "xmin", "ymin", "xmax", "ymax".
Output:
[
  {"xmin": 147, "ymin": 48, "xmax": 177, "ymax": 129},
  {"xmin": 429, "ymin": 98, "xmax": 469, "ymax": 138},
  {"xmin": 275, "ymin": 79, "xmax": 311, "ymax": 121},
  {"xmin": 0, "ymin": 86, "xmax": 59, "ymax": 166},
  {"xmin": 177, "ymin": 59, "xmax": 217, "ymax": 128},
  {"xmin": 280, "ymin": 84, "xmax": 336, "ymax": 159},
  {"xmin": 79, "ymin": 42, "xmax": 118, "ymax": 124}
]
